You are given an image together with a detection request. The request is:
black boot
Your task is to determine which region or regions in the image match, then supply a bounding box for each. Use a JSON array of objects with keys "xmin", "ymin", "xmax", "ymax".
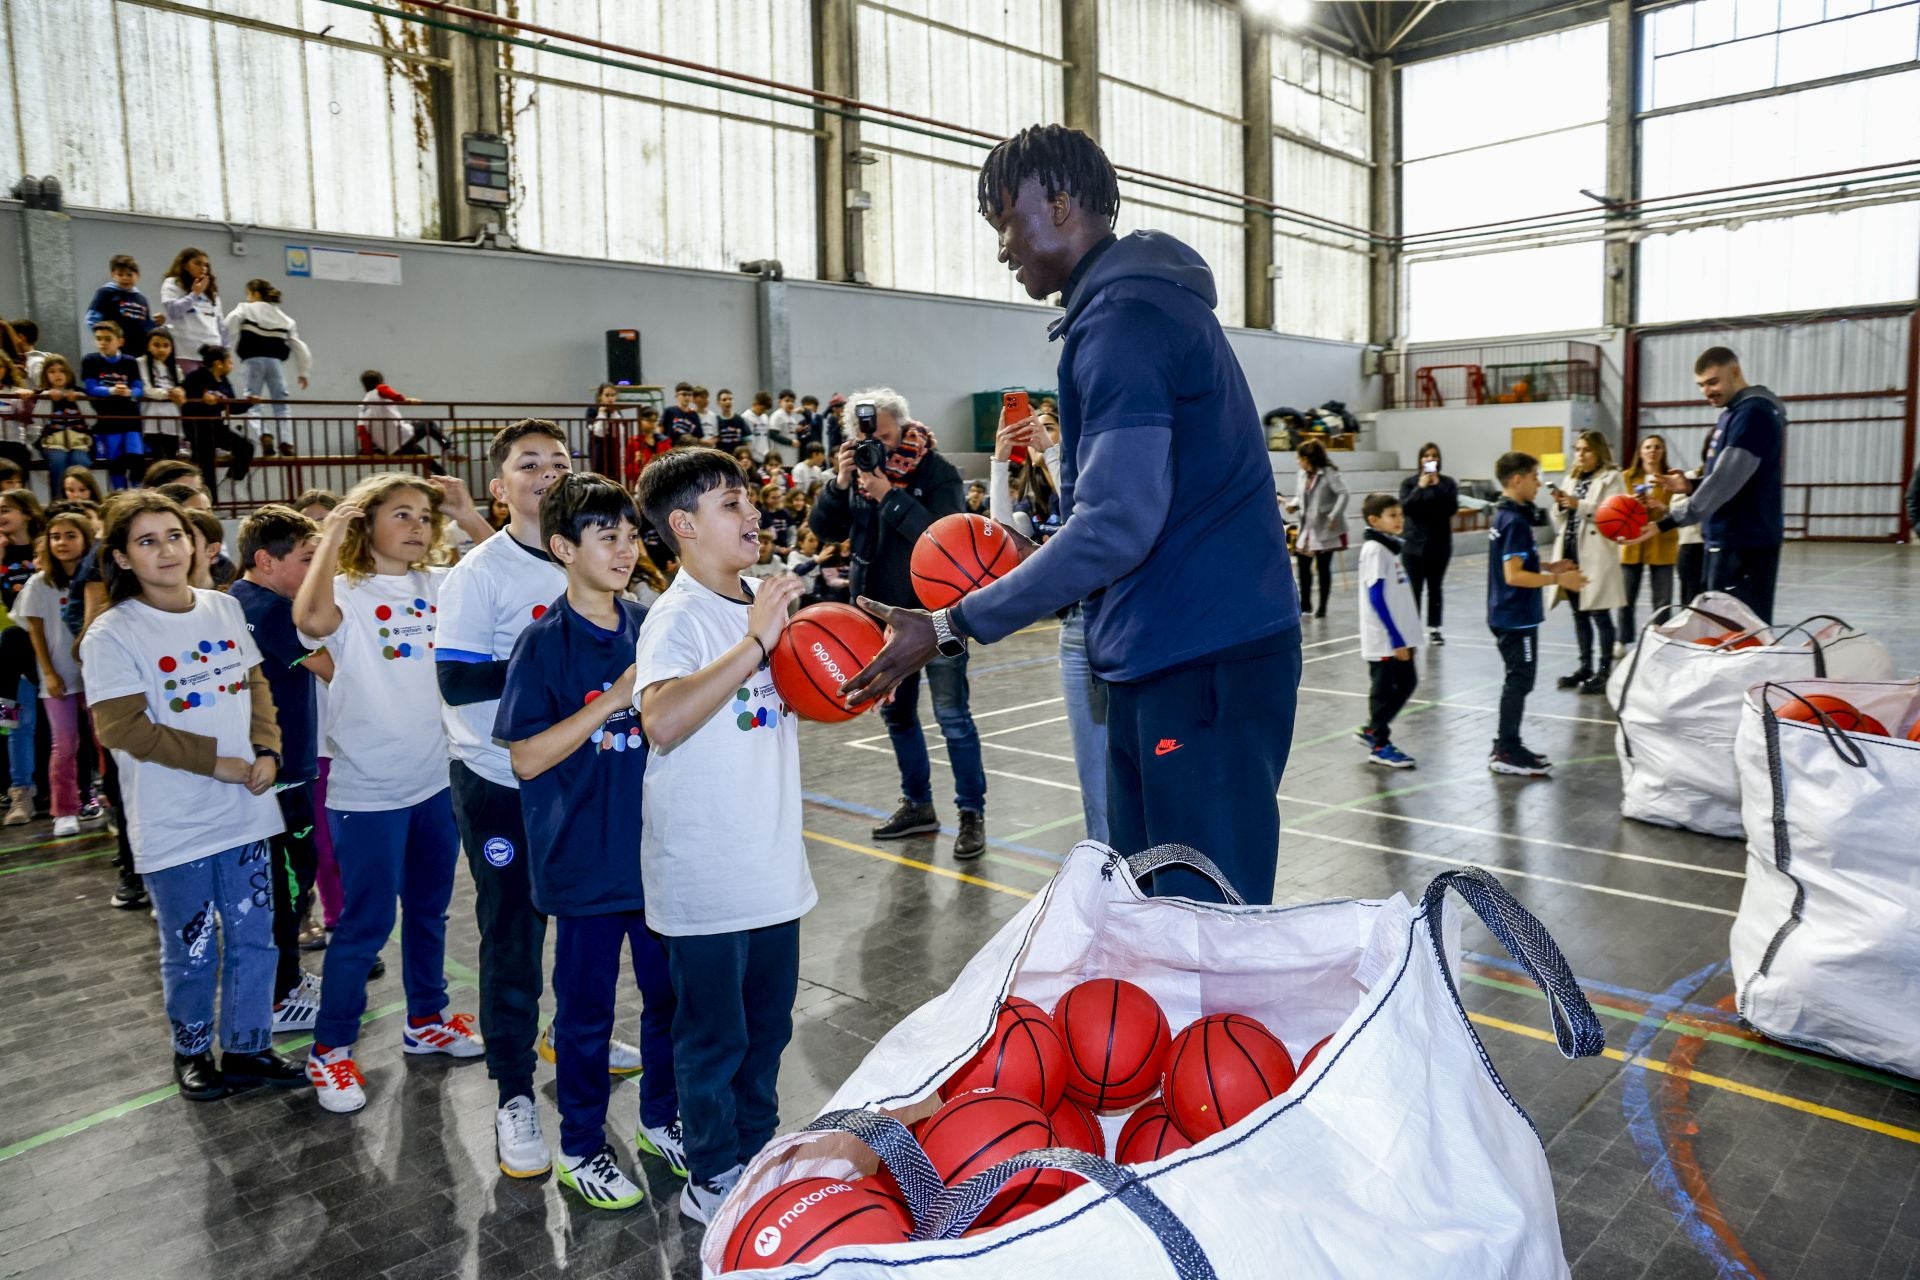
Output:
[
  {"xmin": 1555, "ymin": 666, "xmax": 1593, "ymax": 691},
  {"xmin": 1579, "ymin": 666, "xmax": 1612, "ymax": 696},
  {"xmin": 222, "ymin": 1048, "xmax": 308, "ymax": 1091},
  {"xmin": 872, "ymin": 799, "xmax": 939, "ymax": 841},
  {"xmin": 954, "ymin": 811, "xmax": 986, "ymax": 862},
  {"xmin": 174, "ymin": 1051, "xmax": 226, "ymax": 1102}
]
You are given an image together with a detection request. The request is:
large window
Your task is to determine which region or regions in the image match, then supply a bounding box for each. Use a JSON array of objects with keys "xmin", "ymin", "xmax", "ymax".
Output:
[
  {"xmin": 855, "ymin": 0, "xmax": 1062, "ymax": 302},
  {"xmin": 1636, "ymin": 1, "xmax": 1920, "ymax": 320},
  {"xmin": 501, "ymin": 0, "xmax": 817, "ymax": 275},
  {"xmin": 1400, "ymin": 24, "xmax": 1609, "ymax": 341},
  {"xmin": 1269, "ymin": 35, "xmax": 1372, "ymax": 343},
  {"xmin": 1, "ymin": 0, "xmax": 437, "ymax": 237},
  {"xmin": 1100, "ymin": 0, "xmax": 1246, "ymax": 325}
]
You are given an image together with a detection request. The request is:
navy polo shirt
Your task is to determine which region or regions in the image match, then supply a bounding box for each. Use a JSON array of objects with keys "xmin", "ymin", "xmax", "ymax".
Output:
[
  {"xmin": 1487, "ymin": 497, "xmax": 1544, "ymax": 631},
  {"xmin": 494, "ymin": 594, "xmax": 648, "ymax": 917},
  {"xmin": 230, "ymin": 579, "xmax": 320, "ymax": 784}
]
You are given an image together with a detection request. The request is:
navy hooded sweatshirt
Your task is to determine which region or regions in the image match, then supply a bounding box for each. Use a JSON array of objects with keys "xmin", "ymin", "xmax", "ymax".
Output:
[{"xmin": 953, "ymin": 231, "xmax": 1299, "ymax": 683}]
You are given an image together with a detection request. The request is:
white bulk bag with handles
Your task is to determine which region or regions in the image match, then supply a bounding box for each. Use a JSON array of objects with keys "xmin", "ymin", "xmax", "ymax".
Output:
[
  {"xmin": 1607, "ymin": 592, "xmax": 1892, "ymax": 837},
  {"xmin": 1730, "ymin": 680, "xmax": 1920, "ymax": 1078},
  {"xmin": 700, "ymin": 847, "xmax": 1607, "ymax": 1279}
]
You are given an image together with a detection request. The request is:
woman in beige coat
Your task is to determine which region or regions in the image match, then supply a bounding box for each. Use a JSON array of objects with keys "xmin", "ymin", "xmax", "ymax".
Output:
[{"xmin": 1550, "ymin": 430, "xmax": 1625, "ymax": 694}]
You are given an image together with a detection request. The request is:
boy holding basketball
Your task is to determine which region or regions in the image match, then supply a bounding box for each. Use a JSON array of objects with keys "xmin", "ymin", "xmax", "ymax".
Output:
[
  {"xmin": 497, "ymin": 473, "xmax": 680, "ymax": 1210},
  {"xmin": 1487, "ymin": 453, "xmax": 1586, "ymax": 777},
  {"xmin": 632, "ymin": 448, "xmax": 814, "ymax": 1224},
  {"xmin": 1355, "ymin": 493, "xmax": 1420, "ymax": 769}
]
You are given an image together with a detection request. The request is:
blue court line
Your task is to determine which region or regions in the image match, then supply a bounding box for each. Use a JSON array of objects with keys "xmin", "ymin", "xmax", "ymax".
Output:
[
  {"xmin": 1619, "ymin": 960, "xmax": 1754, "ymax": 1279},
  {"xmin": 1466, "ymin": 950, "xmax": 1738, "ymax": 1026},
  {"xmin": 801, "ymin": 791, "xmax": 1066, "ymax": 863}
]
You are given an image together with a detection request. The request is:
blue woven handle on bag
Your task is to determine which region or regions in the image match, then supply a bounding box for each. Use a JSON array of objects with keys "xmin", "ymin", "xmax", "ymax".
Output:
[
  {"xmin": 805, "ymin": 1109, "xmax": 946, "ymax": 1228},
  {"xmin": 1116, "ymin": 845, "xmax": 1249, "ymax": 906},
  {"xmin": 915, "ymin": 1147, "xmax": 1219, "ymax": 1279},
  {"xmin": 1421, "ymin": 868, "xmax": 1606, "ymax": 1059}
]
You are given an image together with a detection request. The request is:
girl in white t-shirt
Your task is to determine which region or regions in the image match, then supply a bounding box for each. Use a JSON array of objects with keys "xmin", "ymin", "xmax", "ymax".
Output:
[
  {"xmin": 292, "ymin": 473, "xmax": 479, "ymax": 1114},
  {"xmin": 80, "ymin": 492, "xmax": 303, "ymax": 1100},
  {"xmin": 17, "ymin": 509, "xmax": 98, "ymax": 835}
]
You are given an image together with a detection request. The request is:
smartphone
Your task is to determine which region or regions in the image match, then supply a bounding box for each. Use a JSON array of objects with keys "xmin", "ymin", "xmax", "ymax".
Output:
[
  {"xmin": 1422, "ymin": 459, "xmax": 1438, "ymax": 474},
  {"xmin": 1002, "ymin": 390, "xmax": 1031, "ymax": 423}
]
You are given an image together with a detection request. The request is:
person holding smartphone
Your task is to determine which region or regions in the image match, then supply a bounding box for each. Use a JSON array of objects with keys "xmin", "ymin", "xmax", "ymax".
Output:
[{"xmin": 1396, "ymin": 443, "xmax": 1459, "ymax": 645}]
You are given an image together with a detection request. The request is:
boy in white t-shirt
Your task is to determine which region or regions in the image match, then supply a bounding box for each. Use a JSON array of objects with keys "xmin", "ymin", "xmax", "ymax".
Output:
[
  {"xmin": 632, "ymin": 448, "xmax": 813, "ymax": 1225},
  {"xmin": 1355, "ymin": 492, "xmax": 1422, "ymax": 769}
]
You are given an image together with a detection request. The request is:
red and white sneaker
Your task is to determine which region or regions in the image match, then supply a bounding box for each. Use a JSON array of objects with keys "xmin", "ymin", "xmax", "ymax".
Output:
[
  {"xmin": 308, "ymin": 1046, "xmax": 367, "ymax": 1114},
  {"xmin": 402, "ymin": 1012, "xmax": 485, "ymax": 1058}
]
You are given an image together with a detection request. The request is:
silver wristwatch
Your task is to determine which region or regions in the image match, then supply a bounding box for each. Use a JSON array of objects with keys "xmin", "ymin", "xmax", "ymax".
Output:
[{"xmin": 930, "ymin": 608, "xmax": 967, "ymax": 658}]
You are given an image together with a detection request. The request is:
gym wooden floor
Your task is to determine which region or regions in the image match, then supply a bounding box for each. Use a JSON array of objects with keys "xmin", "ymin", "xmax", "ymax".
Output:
[{"xmin": 2, "ymin": 542, "xmax": 1915, "ymax": 1280}]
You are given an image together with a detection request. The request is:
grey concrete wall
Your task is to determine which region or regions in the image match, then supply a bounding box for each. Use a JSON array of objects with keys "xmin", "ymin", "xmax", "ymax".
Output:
[
  {"xmin": 0, "ymin": 207, "xmax": 25, "ymax": 319},
  {"xmin": 9, "ymin": 205, "xmax": 1382, "ymax": 438}
]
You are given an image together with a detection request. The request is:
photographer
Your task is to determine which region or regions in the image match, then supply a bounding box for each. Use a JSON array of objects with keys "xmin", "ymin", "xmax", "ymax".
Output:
[{"xmin": 808, "ymin": 388, "xmax": 986, "ymax": 860}]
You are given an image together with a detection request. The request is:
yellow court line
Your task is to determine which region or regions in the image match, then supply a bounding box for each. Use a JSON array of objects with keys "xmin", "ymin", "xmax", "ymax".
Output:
[
  {"xmin": 802, "ymin": 830, "xmax": 1037, "ymax": 900},
  {"xmin": 806, "ymin": 827, "xmax": 1920, "ymax": 1147},
  {"xmin": 1470, "ymin": 1012, "xmax": 1920, "ymax": 1148}
]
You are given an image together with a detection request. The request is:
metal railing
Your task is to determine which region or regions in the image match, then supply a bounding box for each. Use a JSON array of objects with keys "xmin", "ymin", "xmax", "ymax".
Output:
[{"xmin": 1395, "ymin": 339, "xmax": 1604, "ymax": 409}]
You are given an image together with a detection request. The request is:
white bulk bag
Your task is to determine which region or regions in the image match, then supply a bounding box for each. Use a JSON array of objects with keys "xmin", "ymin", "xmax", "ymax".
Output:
[
  {"xmin": 1607, "ymin": 593, "xmax": 1892, "ymax": 837},
  {"xmin": 701, "ymin": 847, "xmax": 1606, "ymax": 1279},
  {"xmin": 1730, "ymin": 681, "xmax": 1920, "ymax": 1078}
]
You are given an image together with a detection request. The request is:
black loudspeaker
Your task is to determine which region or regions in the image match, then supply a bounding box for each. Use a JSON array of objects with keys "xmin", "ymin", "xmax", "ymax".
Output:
[{"xmin": 605, "ymin": 329, "xmax": 641, "ymax": 385}]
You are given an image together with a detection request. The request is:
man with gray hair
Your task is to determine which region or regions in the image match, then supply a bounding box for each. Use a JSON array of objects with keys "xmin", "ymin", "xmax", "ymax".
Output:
[{"xmin": 808, "ymin": 388, "xmax": 985, "ymax": 859}]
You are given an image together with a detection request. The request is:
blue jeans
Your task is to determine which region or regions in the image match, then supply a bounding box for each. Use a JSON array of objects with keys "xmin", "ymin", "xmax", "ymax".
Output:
[
  {"xmin": 8, "ymin": 674, "xmax": 36, "ymax": 790},
  {"xmin": 663, "ymin": 920, "xmax": 800, "ymax": 1182},
  {"xmin": 881, "ymin": 649, "xmax": 986, "ymax": 813},
  {"xmin": 1058, "ymin": 606, "xmax": 1109, "ymax": 845},
  {"xmin": 241, "ymin": 356, "xmax": 290, "ymax": 422},
  {"xmin": 314, "ymin": 789, "xmax": 460, "ymax": 1049},
  {"xmin": 554, "ymin": 911, "xmax": 678, "ymax": 1157},
  {"xmin": 145, "ymin": 841, "xmax": 277, "ymax": 1056},
  {"xmin": 43, "ymin": 448, "xmax": 89, "ymax": 492}
]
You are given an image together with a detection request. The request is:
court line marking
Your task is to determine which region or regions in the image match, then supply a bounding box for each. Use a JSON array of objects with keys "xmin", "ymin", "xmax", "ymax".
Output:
[
  {"xmin": 804, "ymin": 827, "xmax": 1910, "ymax": 1144},
  {"xmin": 1472, "ymin": 1012, "xmax": 1920, "ymax": 1148},
  {"xmin": 846, "ymin": 695, "xmax": 1065, "ymax": 748},
  {"xmin": 0, "ymin": 849, "xmax": 113, "ymax": 876},
  {"xmin": 1003, "ymin": 813, "xmax": 1088, "ymax": 842},
  {"xmin": 1301, "ymin": 647, "xmax": 1365, "ymax": 664},
  {"xmin": 1277, "ymin": 795, "xmax": 1745, "ymax": 880},
  {"xmin": 1299, "ymin": 685, "xmax": 1617, "ymax": 727}
]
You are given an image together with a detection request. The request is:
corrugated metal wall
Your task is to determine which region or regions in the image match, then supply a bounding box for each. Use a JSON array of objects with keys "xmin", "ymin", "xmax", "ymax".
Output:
[
  {"xmin": 855, "ymin": 0, "xmax": 1061, "ymax": 302},
  {"xmin": 1269, "ymin": 34, "xmax": 1370, "ymax": 343},
  {"xmin": 1099, "ymin": 0, "xmax": 1245, "ymax": 325},
  {"xmin": 2, "ymin": 0, "xmax": 439, "ymax": 238},
  {"xmin": 502, "ymin": 0, "xmax": 818, "ymax": 276},
  {"xmin": 1635, "ymin": 313, "xmax": 1915, "ymax": 539}
]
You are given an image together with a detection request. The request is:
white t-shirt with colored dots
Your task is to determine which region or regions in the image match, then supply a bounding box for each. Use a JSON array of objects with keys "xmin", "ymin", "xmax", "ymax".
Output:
[
  {"xmin": 303, "ymin": 569, "xmax": 450, "ymax": 811},
  {"xmin": 631, "ymin": 571, "xmax": 814, "ymax": 937}
]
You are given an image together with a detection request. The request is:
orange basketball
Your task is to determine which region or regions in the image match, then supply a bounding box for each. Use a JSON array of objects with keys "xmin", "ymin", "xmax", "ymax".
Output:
[
  {"xmin": 941, "ymin": 997, "xmax": 1069, "ymax": 1113},
  {"xmin": 1773, "ymin": 692, "xmax": 1878, "ymax": 733},
  {"xmin": 1115, "ymin": 1098, "xmax": 1193, "ymax": 1165},
  {"xmin": 1298, "ymin": 1034, "xmax": 1333, "ymax": 1073},
  {"xmin": 770, "ymin": 603, "xmax": 886, "ymax": 723},
  {"xmin": 1052, "ymin": 978, "xmax": 1172, "ymax": 1112},
  {"xmin": 1047, "ymin": 1097, "xmax": 1106, "ymax": 1159},
  {"xmin": 1908, "ymin": 717, "xmax": 1920, "ymax": 744},
  {"xmin": 1164, "ymin": 1013, "xmax": 1296, "ymax": 1141},
  {"xmin": 917, "ymin": 1091, "xmax": 1067, "ymax": 1231},
  {"xmin": 912, "ymin": 513, "xmax": 1021, "ymax": 609},
  {"xmin": 722, "ymin": 1176, "xmax": 912, "ymax": 1271},
  {"xmin": 1691, "ymin": 631, "xmax": 1763, "ymax": 650},
  {"xmin": 1594, "ymin": 494, "xmax": 1648, "ymax": 542}
]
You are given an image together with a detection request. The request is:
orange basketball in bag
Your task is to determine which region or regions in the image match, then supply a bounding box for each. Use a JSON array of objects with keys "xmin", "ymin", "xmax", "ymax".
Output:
[
  {"xmin": 722, "ymin": 1177, "xmax": 912, "ymax": 1271},
  {"xmin": 1774, "ymin": 692, "xmax": 1872, "ymax": 732},
  {"xmin": 1052, "ymin": 979, "xmax": 1172, "ymax": 1111},
  {"xmin": 1908, "ymin": 717, "xmax": 1920, "ymax": 743},
  {"xmin": 1164, "ymin": 1013, "xmax": 1296, "ymax": 1141},
  {"xmin": 917, "ymin": 1091, "xmax": 1067, "ymax": 1231},
  {"xmin": 770, "ymin": 603, "xmax": 886, "ymax": 723},
  {"xmin": 941, "ymin": 998, "xmax": 1070, "ymax": 1113},
  {"xmin": 1115, "ymin": 1098, "xmax": 1193, "ymax": 1165},
  {"xmin": 912, "ymin": 513, "xmax": 1021, "ymax": 609},
  {"xmin": 1691, "ymin": 631, "xmax": 1763, "ymax": 650},
  {"xmin": 1594, "ymin": 494, "xmax": 1648, "ymax": 542}
]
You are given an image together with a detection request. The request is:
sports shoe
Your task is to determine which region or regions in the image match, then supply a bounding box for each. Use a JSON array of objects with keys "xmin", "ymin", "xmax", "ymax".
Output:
[
  {"xmin": 79, "ymin": 793, "xmax": 105, "ymax": 825},
  {"xmin": 558, "ymin": 1143, "xmax": 644, "ymax": 1210},
  {"xmin": 872, "ymin": 799, "xmax": 939, "ymax": 841},
  {"xmin": 954, "ymin": 810, "xmax": 986, "ymax": 862},
  {"xmin": 403, "ymin": 1011, "xmax": 485, "ymax": 1057},
  {"xmin": 537, "ymin": 1025, "xmax": 644, "ymax": 1076},
  {"xmin": 1353, "ymin": 724, "xmax": 1378, "ymax": 748},
  {"xmin": 110, "ymin": 876, "xmax": 148, "ymax": 910},
  {"xmin": 680, "ymin": 1163, "xmax": 743, "ymax": 1225},
  {"xmin": 1428, "ymin": 628, "xmax": 1445, "ymax": 646},
  {"xmin": 636, "ymin": 1116, "xmax": 689, "ymax": 1177},
  {"xmin": 1554, "ymin": 666, "xmax": 1592, "ymax": 691},
  {"xmin": 52, "ymin": 815, "xmax": 79, "ymax": 837},
  {"xmin": 1488, "ymin": 742, "xmax": 1553, "ymax": 777},
  {"xmin": 308, "ymin": 1046, "xmax": 367, "ymax": 1113},
  {"xmin": 1368, "ymin": 743, "xmax": 1417, "ymax": 770},
  {"xmin": 298, "ymin": 921, "xmax": 329, "ymax": 951},
  {"xmin": 273, "ymin": 971, "xmax": 321, "ymax": 1034},
  {"xmin": 495, "ymin": 1095, "xmax": 550, "ymax": 1178}
]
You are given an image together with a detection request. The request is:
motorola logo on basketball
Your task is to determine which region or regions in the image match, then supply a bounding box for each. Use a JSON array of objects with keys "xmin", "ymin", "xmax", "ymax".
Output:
[
  {"xmin": 773, "ymin": 1180, "xmax": 853, "ymax": 1234},
  {"xmin": 810, "ymin": 640, "xmax": 849, "ymax": 685}
]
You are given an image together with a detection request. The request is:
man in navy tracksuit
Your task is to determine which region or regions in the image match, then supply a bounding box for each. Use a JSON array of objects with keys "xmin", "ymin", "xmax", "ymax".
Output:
[
  {"xmin": 1635, "ymin": 346, "xmax": 1786, "ymax": 620},
  {"xmin": 842, "ymin": 125, "xmax": 1302, "ymax": 905}
]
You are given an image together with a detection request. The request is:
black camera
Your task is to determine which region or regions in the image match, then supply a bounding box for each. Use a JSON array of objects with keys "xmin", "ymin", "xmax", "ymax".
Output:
[{"xmin": 852, "ymin": 402, "xmax": 888, "ymax": 473}]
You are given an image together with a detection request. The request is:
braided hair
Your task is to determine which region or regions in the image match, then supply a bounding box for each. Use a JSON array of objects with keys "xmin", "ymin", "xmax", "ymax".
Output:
[{"xmin": 976, "ymin": 125, "xmax": 1120, "ymax": 228}]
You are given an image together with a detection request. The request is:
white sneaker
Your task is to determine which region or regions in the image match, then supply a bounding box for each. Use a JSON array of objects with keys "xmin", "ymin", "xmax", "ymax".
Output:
[
  {"xmin": 558, "ymin": 1143, "xmax": 644, "ymax": 1210},
  {"xmin": 635, "ymin": 1116, "xmax": 689, "ymax": 1177},
  {"xmin": 495, "ymin": 1095, "xmax": 550, "ymax": 1178},
  {"xmin": 307, "ymin": 1046, "xmax": 366, "ymax": 1114},
  {"xmin": 538, "ymin": 1025, "xmax": 644, "ymax": 1077},
  {"xmin": 402, "ymin": 1011, "xmax": 485, "ymax": 1057},
  {"xmin": 680, "ymin": 1163, "xmax": 743, "ymax": 1225},
  {"xmin": 272, "ymin": 972, "xmax": 321, "ymax": 1034},
  {"xmin": 51, "ymin": 815, "xmax": 79, "ymax": 837}
]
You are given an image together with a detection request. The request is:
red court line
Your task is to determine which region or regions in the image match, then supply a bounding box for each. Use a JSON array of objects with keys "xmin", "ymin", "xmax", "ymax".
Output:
[{"xmin": 1660, "ymin": 993, "xmax": 1769, "ymax": 1279}]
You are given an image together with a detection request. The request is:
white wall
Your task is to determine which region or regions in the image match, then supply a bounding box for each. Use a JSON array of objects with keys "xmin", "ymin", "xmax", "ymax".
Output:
[{"xmin": 1373, "ymin": 400, "xmax": 1600, "ymax": 482}]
